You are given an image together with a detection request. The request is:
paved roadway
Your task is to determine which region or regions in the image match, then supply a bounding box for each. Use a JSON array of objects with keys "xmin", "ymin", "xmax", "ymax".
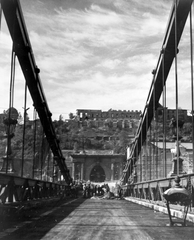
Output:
[{"xmin": 0, "ymin": 197, "xmax": 194, "ymax": 240}]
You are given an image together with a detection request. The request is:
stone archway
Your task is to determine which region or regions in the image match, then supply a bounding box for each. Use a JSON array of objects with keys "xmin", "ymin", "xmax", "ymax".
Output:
[{"xmin": 90, "ymin": 165, "xmax": 105, "ymax": 182}]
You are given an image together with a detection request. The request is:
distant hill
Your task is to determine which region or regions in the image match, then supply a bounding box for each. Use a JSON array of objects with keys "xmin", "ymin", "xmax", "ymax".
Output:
[
  {"xmin": 53, "ymin": 118, "xmax": 139, "ymax": 154},
  {"xmin": 0, "ymin": 115, "xmax": 192, "ymax": 160}
]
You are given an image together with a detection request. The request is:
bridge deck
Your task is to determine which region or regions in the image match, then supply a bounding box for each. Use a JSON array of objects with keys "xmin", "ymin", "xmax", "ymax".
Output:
[{"xmin": 0, "ymin": 197, "xmax": 194, "ymax": 240}]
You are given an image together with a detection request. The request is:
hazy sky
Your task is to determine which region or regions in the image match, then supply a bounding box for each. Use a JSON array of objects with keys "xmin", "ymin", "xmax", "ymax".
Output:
[{"xmin": 0, "ymin": 0, "xmax": 192, "ymax": 120}]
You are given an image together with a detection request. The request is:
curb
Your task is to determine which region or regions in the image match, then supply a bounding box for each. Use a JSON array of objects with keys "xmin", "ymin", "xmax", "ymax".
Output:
[{"xmin": 125, "ymin": 197, "xmax": 194, "ymax": 223}]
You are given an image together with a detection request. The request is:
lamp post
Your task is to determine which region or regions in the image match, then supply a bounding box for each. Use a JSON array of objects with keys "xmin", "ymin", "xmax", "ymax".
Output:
[
  {"xmin": 163, "ymin": 176, "xmax": 191, "ymax": 226},
  {"xmin": 0, "ymin": 107, "xmax": 18, "ymax": 173}
]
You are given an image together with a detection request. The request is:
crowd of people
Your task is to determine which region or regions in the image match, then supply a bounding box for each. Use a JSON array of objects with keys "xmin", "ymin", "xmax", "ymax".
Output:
[
  {"xmin": 82, "ymin": 182, "xmax": 110, "ymax": 198},
  {"xmin": 62, "ymin": 181, "xmax": 124, "ymax": 200}
]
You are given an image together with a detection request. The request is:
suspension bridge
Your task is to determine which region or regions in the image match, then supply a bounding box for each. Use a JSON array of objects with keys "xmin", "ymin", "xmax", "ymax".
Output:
[{"xmin": 1, "ymin": 0, "xmax": 194, "ymax": 239}]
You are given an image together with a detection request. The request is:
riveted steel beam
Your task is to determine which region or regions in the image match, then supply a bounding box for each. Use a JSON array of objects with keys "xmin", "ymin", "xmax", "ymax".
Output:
[
  {"xmin": 1, "ymin": 0, "xmax": 72, "ymax": 184},
  {"xmin": 122, "ymin": 0, "xmax": 193, "ymax": 184}
]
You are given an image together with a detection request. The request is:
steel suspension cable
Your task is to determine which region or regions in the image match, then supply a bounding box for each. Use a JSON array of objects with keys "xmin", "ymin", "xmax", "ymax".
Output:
[
  {"xmin": 155, "ymin": 111, "xmax": 158, "ymax": 179},
  {"xmin": 153, "ymin": 74, "xmax": 156, "ymax": 179},
  {"xmin": 21, "ymin": 82, "xmax": 28, "ymax": 177},
  {"xmin": 155, "ymin": 107, "xmax": 158, "ymax": 179},
  {"xmin": 9, "ymin": 5, "xmax": 17, "ymax": 110},
  {"xmin": 162, "ymin": 48, "xmax": 167, "ymax": 178},
  {"xmin": 189, "ymin": 5, "xmax": 194, "ymax": 174},
  {"xmin": 9, "ymin": 45, "xmax": 16, "ymax": 109},
  {"xmin": 32, "ymin": 108, "xmax": 37, "ymax": 179},
  {"xmin": 174, "ymin": 0, "xmax": 180, "ymax": 175},
  {"xmin": 6, "ymin": 44, "xmax": 16, "ymax": 173},
  {"xmin": 149, "ymin": 126, "xmax": 152, "ymax": 180},
  {"xmin": 152, "ymin": 70, "xmax": 156, "ymax": 179},
  {"xmin": 5, "ymin": 4, "xmax": 17, "ymax": 173},
  {"xmin": 40, "ymin": 128, "xmax": 44, "ymax": 180},
  {"xmin": 136, "ymin": 136, "xmax": 138, "ymax": 183},
  {"xmin": 140, "ymin": 121, "xmax": 143, "ymax": 182},
  {"xmin": 146, "ymin": 105, "xmax": 148, "ymax": 181},
  {"xmin": 127, "ymin": 158, "xmax": 130, "ymax": 184},
  {"xmin": 52, "ymin": 151, "xmax": 55, "ymax": 181},
  {"xmin": 47, "ymin": 148, "xmax": 50, "ymax": 182}
]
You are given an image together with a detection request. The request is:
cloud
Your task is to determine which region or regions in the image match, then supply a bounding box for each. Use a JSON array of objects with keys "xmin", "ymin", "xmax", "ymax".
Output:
[
  {"xmin": 0, "ymin": 0, "xmax": 191, "ymax": 120},
  {"xmin": 99, "ymin": 59, "xmax": 121, "ymax": 69}
]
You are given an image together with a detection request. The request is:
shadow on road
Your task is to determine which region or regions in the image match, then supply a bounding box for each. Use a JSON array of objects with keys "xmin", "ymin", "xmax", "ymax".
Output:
[{"xmin": 0, "ymin": 197, "xmax": 86, "ymax": 240}]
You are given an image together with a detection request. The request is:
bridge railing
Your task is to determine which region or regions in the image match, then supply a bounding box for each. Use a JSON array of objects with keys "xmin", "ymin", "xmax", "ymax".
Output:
[
  {"xmin": 122, "ymin": 174, "xmax": 194, "ymax": 208},
  {"xmin": 0, "ymin": 172, "xmax": 65, "ymax": 204}
]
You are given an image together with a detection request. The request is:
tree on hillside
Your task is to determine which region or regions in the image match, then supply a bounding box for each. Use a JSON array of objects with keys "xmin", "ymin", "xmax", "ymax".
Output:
[
  {"xmin": 59, "ymin": 114, "xmax": 63, "ymax": 121},
  {"xmin": 113, "ymin": 130, "xmax": 129, "ymax": 154},
  {"xmin": 69, "ymin": 113, "xmax": 75, "ymax": 120},
  {"xmin": 13, "ymin": 122, "xmax": 44, "ymax": 159},
  {"xmin": 17, "ymin": 112, "xmax": 23, "ymax": 125}
]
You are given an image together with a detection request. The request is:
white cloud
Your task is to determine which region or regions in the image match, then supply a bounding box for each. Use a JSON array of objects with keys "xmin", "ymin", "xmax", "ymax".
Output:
[
  {"xmin": 85, "ymin": 4, "xmax": 122, "ymax": 26},
  {"xmin": 100, "ymin": 59, "xmax": 121, "ymax": 69},
  {"xmin": 0, "ymin": 0, "xmax": 191, "ymax": 120}
]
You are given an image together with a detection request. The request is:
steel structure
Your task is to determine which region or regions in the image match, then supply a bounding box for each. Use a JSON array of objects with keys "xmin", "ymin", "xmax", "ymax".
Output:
[
  {"xmin": 121, "ymin": 0, "xmax": 194, "ymax": 184},
  {"xmin": 0, "ymin": 173, "xmax": 62, "ymax": 204},
  {"xmin": 1, "ymin": 0, "xmax": 194, "ymax": 220},
  {"xmin": 1, "ymin": 0, "xmax": 72, "ymax": 184}
]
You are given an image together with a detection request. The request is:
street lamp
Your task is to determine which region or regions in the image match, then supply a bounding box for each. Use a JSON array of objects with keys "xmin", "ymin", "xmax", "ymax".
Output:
[
  {"xmin": 163, "ymin": 176, "xmax": 191, "ymax": 226},
  {"xmin": 1, "ymin": 107, "xmax": 18, "ymax": 173}
]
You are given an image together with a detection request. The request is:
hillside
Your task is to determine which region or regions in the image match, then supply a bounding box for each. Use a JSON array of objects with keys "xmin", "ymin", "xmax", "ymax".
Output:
[{"xmin": 0, "ymin": 115, "xmax": 193, "ymax": 160}]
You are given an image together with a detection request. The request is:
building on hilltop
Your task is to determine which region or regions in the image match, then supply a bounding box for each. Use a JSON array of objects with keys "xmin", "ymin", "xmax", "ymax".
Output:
[
  {"xmin": 156, "ymin": 104, "xmax": 188, "ymax": 122},
  {"xmin": 165, "ymin": 108, "xmax": 187, "ymax": 121},
  {"xmin": 76, "ymin": 109, "xmax": 142, "ymax": 121}
]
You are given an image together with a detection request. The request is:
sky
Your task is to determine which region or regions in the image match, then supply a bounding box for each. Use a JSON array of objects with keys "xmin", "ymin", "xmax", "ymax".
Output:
[{"xmin": 0, "ymin": 0, "xmax": 193, "ymax": 120}]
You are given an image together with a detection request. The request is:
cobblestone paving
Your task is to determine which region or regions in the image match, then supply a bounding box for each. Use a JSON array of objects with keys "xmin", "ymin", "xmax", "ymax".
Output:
[{"xmin": 0, "ymin": 198, "xmax": 194, "ymax": 240}]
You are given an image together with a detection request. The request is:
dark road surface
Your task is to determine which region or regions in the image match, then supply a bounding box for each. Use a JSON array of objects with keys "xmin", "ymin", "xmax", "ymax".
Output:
[{"xmin": 0, "ymin": 197, "xmax": 194, "ymax": 240}]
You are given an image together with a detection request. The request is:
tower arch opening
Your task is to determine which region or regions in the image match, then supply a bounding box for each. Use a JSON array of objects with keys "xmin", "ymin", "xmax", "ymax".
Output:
[{"xmin": 90, "ymin": 165, "xmax": 105, "ymax": 182}]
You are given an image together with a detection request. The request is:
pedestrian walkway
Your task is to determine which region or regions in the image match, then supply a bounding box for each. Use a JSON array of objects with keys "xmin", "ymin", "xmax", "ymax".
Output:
[
  {"xmin": 125, "ymin": 197, "xmax": 194, "ymax": 223},
  {"xmin": 0, "ymin": 198, "xmax": 194, "ymax": 240}
]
